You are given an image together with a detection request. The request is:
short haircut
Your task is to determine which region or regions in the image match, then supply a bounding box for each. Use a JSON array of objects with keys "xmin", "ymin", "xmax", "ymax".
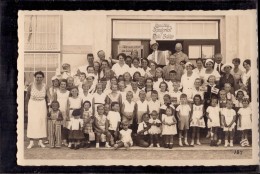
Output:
[
  {"xmin": 243, "ymin": 59, "xmax": 251, "ymax": 66},
  {"xmin": 235, "ymin": 90, "xmax": 245, "ymax": 98},
  {"xmin": 180, "ymin": 60, "xmax": 186, "ymax": 64},
  {"xmin": 145, "ymin": 77, "xmax": 154, "ymax": 83},
  {"xmin": 226, "ymin": 99, "xmax": 233, "ymax": 104},
  {"xmin": 80, "ymin": 72, "xmax": 86, "ymax": 77},
  {"xmin": 83, "ymin": 100, "xmax": 91, "ymax": 107},
  {"xmin": 97, "ymin": 104, "xmax": 104, "ymax": 110},
  {"xmin": 150, "ymin": 110, "xmax": 158, "ymax": 116},
  {"xmin": 211, "ymin": 97, "xmax": 219, "ymax": 104},
  {"xmin": 180, "ymin": 93, "xmax": 187, "ymax": 99},
  {"xmin": 163, "ymin": 94, "xmax": 171, "ymax": 99},
  {"xmin": 50, "ymin": 100, "xmax": 60, "ymax": 108},
  {"xmin": 159, "ymin": 81, "xmax": 168, "ymax": 91},
  {"xmin": 132, "ymin": 57, "xmax": 140, "ymax": 63},
  {"xmin": 151, "ymin": 90, "xmax": 158, "ymax": 95},
  {"xmin": 141, "ymin": 58, "xmax": 150, "ymax": 66},
  {"xmin": 101, "ymin": 59, "xmax": 109, "ymax": 65},
  {"xmin": 87, "ymin": 66, "xmax": 94, "ymax": 71},
  {"xmin": 34, "ymin": 71, "xmax": 45, "ymax": 78},
  {"xmin": 139, "ymin": 90, "xmax": 146, "ymax": 96},
  {"xmin": 169, "ymin": 70, "xmax": 177, "ymax": 74},
  {"xmin": 87, "ymin": 53, "xmax": 94, "ymax": 57},
  {"xmin": 196, "ymin": 58, "xmax": 204, "ymax": 63},
  {"xmin": 117, "ymin": 53, "xmax": 127, "ymax": 60},
  {"xmin": 60, "ymin": 79, "xmax": 67, "ymax": 85},
  {"xmin": 193, "ymin": 94, "xmax": 202, "ymax": 103},
  {"xmin": 232, "ymin": 58, "xmax": 241, "ymax": 64}
]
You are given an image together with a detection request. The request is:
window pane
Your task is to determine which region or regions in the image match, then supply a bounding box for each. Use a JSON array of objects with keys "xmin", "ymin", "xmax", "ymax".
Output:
[
  {"xmin": 35, "ymin": 54, "xmax": 46, "ymax": 71},
  {"xmin": 47, "ymin": 54, "xmax": 59, "ymax": 71},
  {"xmin": 35, "ymin": 33, "xmax": 47, "ymax": 50},
  {"xmin": 46, "ymin": 72, "xmax": 56, "ymax": 87},
  {"xmin": 24, "ymin": 72, "xmax": 35, "ymax": 85},
  {"xmin": 24, "ymin": 54, "xmax": 34, "ymax": 71}
]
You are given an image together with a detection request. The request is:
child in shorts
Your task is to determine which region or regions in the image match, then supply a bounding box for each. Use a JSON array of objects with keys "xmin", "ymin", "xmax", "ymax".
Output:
[{"xmin": 176, "ymin": 93, "xmax": 191, "ymax": 146}]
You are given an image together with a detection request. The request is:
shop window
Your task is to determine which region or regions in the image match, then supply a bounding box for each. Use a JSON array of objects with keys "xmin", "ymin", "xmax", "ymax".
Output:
[{"xmin": 24, "ymin": 15, "xmax": 61, "ymax": 86}]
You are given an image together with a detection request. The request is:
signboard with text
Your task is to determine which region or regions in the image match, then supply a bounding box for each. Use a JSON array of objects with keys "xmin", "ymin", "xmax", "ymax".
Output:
[
  {"xmin": 151, "ymin": 22, "xmax": 176, "ymax": 40},
  {"xmin": 118, "ymin": 45, "xmax": 144, "ymax": 58}
]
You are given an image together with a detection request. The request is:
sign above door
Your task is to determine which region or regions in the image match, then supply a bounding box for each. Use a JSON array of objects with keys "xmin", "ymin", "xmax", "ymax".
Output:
[{"xmin": 151, "ymin": 22, "xmax": 176, "ymax": 40}]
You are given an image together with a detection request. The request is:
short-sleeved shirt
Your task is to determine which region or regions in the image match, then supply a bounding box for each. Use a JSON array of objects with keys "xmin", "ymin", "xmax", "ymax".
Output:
[
  {"xmin": 176, "ymin": 104, "xmax": 191, "ymax": 117},
  {"xmin": 148, "ymin": 100, "xmax": 161, "ymax": 113},
  {"xmin": 137, "ymin": 121, "xmax": 149, "ymax": 135},
  {"xmin": 120, "ymin": 129, "xmax": 133, "ymax": 143},
  {"xmin": 107, "ymin": 111, "xmax": 121, "ymax": 131}
]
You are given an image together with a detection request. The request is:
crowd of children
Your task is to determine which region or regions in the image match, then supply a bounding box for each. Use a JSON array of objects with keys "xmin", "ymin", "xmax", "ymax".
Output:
[{"xmin": 28, "ymin": 51, "xmax": 252, "ymax": 150}]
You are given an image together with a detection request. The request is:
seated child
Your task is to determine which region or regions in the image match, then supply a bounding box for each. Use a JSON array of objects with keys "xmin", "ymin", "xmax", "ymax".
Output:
[
  {"xmin": 107, "ymin": 102, "xmax": 121, "ymax": 145},
  {"xmin": 136, "ymin": 113, "xmax": 151, "ymax": 148},
  {"xmin": 148, "ymin": 110, "xmax": 162, "ymax": 148},
  {"xmin": 176, "ymin": 93, "xmax": 191, "ymax": 146},
  {"xmin": 114, "ymin": 121, "xmax": 133, "ymax": 150},
  {"xmin": 221, "ymin": 100, "xmax": 236, "ymax": 147},
  {"xmin": 47, "ymin": 101, "xmax": 63, "ymax": 148},
  {"xmin": 93, "ymin": 104, "xmax": 112, "ymax": 148},
  {"xmin": 82, "ymin": 100, "xmax": 94, "ymax": 148},
  {"xmin": 68, "ymin": 109, "xmax": 84, "ymax": 150}
]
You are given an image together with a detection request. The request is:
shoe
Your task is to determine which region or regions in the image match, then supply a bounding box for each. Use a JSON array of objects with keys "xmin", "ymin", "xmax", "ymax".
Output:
[
  {"xmin": 224, "ymin": 141, "xmax": 229, "ymax": 147},
  {"xmin": 74, "ymin": 145, "xmax": 80, "ymax": 150},
  {"xmin": 86, "ymin": 142, "xmax": 91, "ymax": 148},
  {"xmin": 125, "ymin": 144, "xmax": 130, "ymax": 150},
  {"xmin": 196, "ymin": 141, "xmax": 201, "ymax": 145},
  {"xmin": 169, "ymin": 144, "xmax": 173, "ymax": 149},
  {"xmin": 70, "ymin": 144, "xmax": 75, "ymax": 149},
  {"xmin": 206, "ymin": 132, "xmax": 211, "ymax": 138},
  {"xmin": 27, "ymin": 141, "xmax": 34, "ymax": 149},
  {"xmin": 105, "ymin": 144, "xmax": 111, "ymax": 148},
  {"xmin": 217, "ymin": 139, "xmax": 222, "ymax": 145},
  {"xmin": 164, "ymin": 144, "xmax": 169, "ymax": 148},
  {"xmin": 38, "ymin": 141, "xmax": 46, "ymax": 148},
  {"xmin": 149, "ymin": 144, "xmax": 153, "ymax": 148},
  {"xmin": 190, "ymin": 140, "xmax": 194, "ymax": 146},
  {"xmin": 156, "ymin": 143, "xmax": 160, "ymax": 148},
  {"xmin": 114, "ymin": 144, "xmax": 119, "ymax": 150},
  {"xmin": 68, "ymin": 143, "xmax": 71, "ymax": 148},
  {"xmin": 179, "ymin": 141, "xmax": 183, "ymax": 147},
  {"xmin": 184, "ymin": 141, "xmax": 189, "ymax": 146},
  {"xmin": 230, "ymin": 141, "xmax": 233, "ymax": 147},
  {"xmin": 44, "ymin": 140, "xmax": 49, "ymax": 144},
  {"xmin": 96, "ymin": 143, "xmax": 100, "ymax": 148}
]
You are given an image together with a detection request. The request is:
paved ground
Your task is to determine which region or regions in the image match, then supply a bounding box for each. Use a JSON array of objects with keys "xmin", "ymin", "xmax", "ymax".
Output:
[{"xmin": 24, "ymin": 144, "xmax": 252, "ymax": 160}]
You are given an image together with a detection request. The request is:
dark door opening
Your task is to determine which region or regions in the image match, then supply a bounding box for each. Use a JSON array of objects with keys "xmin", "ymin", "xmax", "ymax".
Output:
[{"xmin": 156, "ymin": 41, "xmax": 184, "ymax": 55}]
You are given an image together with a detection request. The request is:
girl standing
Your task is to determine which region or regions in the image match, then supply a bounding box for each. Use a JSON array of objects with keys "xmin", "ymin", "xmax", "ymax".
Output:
[
  {"xmin": 190, "ymin": 95, "xmax": 205, "ymax": 145},
  {"xmin": 206, "ymin": 98, "xmax": 221, "ymax": 146},
  {"xmin": 105, "ymin": 84, "xmax": 122, "ymax": 109},
  {"xmin": 47, "ymin": 101, "xmax": 63, "ymax": 148},
  {"xmin": 237, "ymin": 98, "xmax": 252, "ymax": 146},
  {"xmin": 82, "ymin": 101, "xmax": 94, "ymax": 148},
  {"xmin": 49, "ymin": 76, "xmax": 60, "ymax": 103},
  {"xmin": 161, "ymin": 107, "xmax": 177, "ymax": 149},
  {"xmin": 67, "ymin": 86, "xmax": 82, "ymax": 119},
  {"xmin": 92, "ymin": 83, "xmax": 107, "ymax": 116},
  {"xmin": 68, "ymin": 109, "xmax": 85, "ymax": 150},
  {"xmin": 221, "ymin": 100, "xmax": 236, "ymax": 147}
]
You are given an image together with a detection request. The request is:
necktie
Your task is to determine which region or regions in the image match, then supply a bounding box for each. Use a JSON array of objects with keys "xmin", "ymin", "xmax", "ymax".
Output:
[{"xmin": 217, "ymin": 64, "xmax": 220, "ymax": 72}]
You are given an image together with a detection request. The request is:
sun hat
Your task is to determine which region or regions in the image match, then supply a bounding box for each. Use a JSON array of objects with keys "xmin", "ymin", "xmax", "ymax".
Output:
[
  {"xmin": 150, "ymin": 39, "xmax": 159, "ymax": 48},
  {"xmin": 205, "ymin": 59, "xmax": 214, "ymax": 66},
  {"xmin": 185, "ymin": 62, "xmax": 193, "ymax": 68},
  {"xmin": 221, "ymin": 63, "xmax": 234, "ymax": 72}
]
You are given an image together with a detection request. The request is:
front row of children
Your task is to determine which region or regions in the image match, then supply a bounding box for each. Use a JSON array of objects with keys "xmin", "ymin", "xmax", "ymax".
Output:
[{"xmin": 47, "ymin": 93, "xmax": 252, "ymax": 150}]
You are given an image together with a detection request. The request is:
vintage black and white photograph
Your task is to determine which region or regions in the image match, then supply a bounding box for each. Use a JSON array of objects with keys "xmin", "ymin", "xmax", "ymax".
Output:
[{"xmin": 17, "ymin": 10, "xmax": 258, "ymax": 166}]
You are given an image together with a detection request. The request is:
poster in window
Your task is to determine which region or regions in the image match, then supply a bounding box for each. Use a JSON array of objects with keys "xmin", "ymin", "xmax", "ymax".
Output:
[
  {"xmin": 151, "ymin": 22, "xmax": 176, "ymax": 40},
  {"xmin": 189, "ymin": 45, "xmax": 201, "ymax": 59},
  {"xmin": 202, "ymin": 45, "xmax": 215, "ymax": 59},
  {"xmin": 118, "ymin": 45, "xmax": 144, "ymax": 58}
]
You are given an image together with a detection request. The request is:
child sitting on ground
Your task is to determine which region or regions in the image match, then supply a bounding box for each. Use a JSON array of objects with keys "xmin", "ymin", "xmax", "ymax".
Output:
[{"xmin": 114, "ymin": 121, "xmax": 133, "ymax": 150}]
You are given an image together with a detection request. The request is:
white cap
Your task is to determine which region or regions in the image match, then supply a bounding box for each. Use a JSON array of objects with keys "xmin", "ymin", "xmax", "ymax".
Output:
[{"xmin": 221, "ymin": 63, "xmax": 234, "ymax": 72}]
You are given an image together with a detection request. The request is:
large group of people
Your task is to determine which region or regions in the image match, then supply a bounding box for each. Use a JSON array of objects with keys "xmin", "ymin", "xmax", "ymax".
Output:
[{"xmin": 25, "ymin": 40, "xmax": 252, "ymax": 150}]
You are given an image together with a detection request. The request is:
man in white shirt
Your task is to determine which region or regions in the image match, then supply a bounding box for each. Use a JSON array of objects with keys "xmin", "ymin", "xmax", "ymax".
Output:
[
  {"xmin": 213, "ymin": 53, "xmax": 224, "ymax": 75},
  {"xmin": 147, "ymin": 39, "xmax": 170, "ymax": 68},
  {"xmin": 77, "ymin": 53, "xmax": 95, "ymax": 75}
]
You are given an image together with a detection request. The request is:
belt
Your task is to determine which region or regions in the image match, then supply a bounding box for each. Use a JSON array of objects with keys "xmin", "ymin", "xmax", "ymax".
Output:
[{"xmin": 30, "ymin": 98, "xmax": 45, "ymax": 101}]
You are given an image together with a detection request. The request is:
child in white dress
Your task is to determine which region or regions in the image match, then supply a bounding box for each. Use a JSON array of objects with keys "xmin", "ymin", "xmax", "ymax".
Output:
[
  {"xmin": 67, "ymin": 86, "xmax": 82, "ymax": 119},
  {"xmin": 162, "ymin": 107, "xmax": 177, "ymax": 149},
  {"xmin": 136, "ymin": 90, "xmax": 149, "ymax": 124},
  {"xmin": 121, "ymin": 91, "xmax": 136, "ymax": 130},
  {"xmin": 206, "ymin": 98, "xmax": 221, "ymax": 146},
  {"xmin": 190, "ymin": 94, "xmax": 205, "ymax": 146},
  {"xmin": 148, "ymin": 110, "xmax": 161, "ymax": 148},
  {"xmin": 114, "ymin": 121, "xmax": 133, "ymax": 150},
  {"xmin": 237, "ymin": 98, "xmax": 252, "ymax": 146},
  {"xmin": 221, "ymin": 100, "xmax": 236, "ymax": 147},
  {"xmin": 92, "ymin": 83, "xmax": 107, "ymax": 116}
]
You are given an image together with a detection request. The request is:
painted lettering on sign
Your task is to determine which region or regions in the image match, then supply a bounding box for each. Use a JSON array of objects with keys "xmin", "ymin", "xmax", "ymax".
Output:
[{"xmin": 151, "ymin": 22, "xmax": 176, "ymax": 40}]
